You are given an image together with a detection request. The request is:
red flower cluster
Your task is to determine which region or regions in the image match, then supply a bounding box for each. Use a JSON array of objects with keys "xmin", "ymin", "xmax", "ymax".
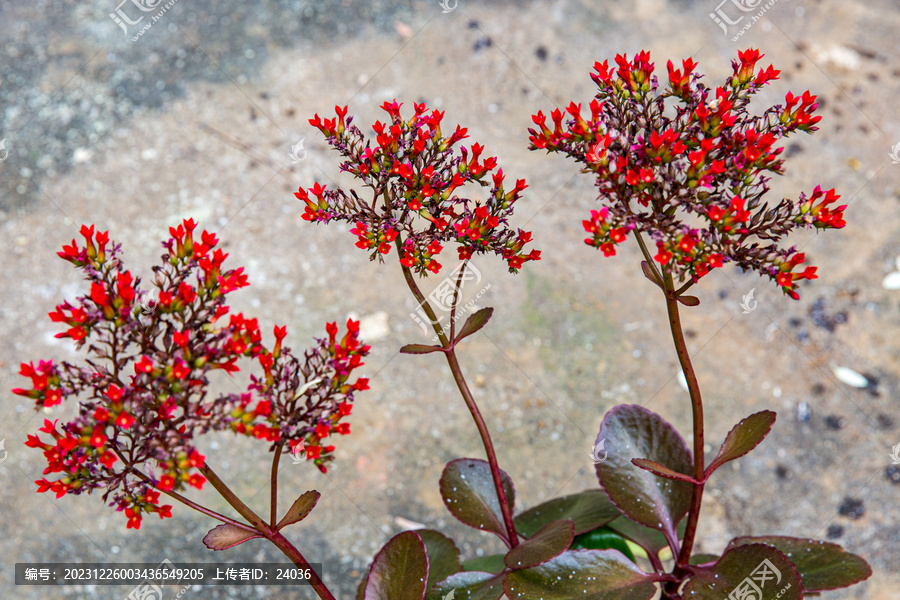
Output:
[
  {"xmin": 17, "ymin": 220, "xmax": 369, "ymax": 528},
  {"xmin": 529, "ymin": 49, "xmax": 843, "ymax": 298},
  {"xmin": 298, "ymin": 101, "xmax": 540, "ymax": 275}
]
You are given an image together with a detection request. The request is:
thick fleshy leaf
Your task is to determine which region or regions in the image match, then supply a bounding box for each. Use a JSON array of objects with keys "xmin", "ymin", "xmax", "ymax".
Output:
[
  {"xmin": 503, "ymin": 549, "xmax": 656, "ymax": 600},
  {"xmin": 570, "ymin": 526, "xmax": 637, "ymax": 562},
  {"xmin": 727, "ymin": 536, "xmax": 872, "ymax": 592},
  {"xmin": 461, "ymin": 554, "xmax": 506, "ymax": 574},
  {"xmin": 705, "ymin": 411, "xmax": 776, "ymax": 479},
  {"xmin": 275, "ymin": 490, "xmax": 320, "ymax": 530},
  {"xmin": 514, "ymin": 489, "xmax": 621, "ymax": 538},
  {"xmin": 682, "ymin": 543, "xmax": 803, "ymax": 600},
  {"xmin": 364, "ymin": 531, "xmax": 429, "ymax": 600},
  {"xmin": 202, "ymin": 524, "xmax": 262, "ymax": 550},
  {"xmin": 504, "ymin": 520, "xmax": 574, "ymax": 570},
  {"xmin": 632, "ymin": 458, "xmax": 699, "ymax": 483},
  {"xmin": 595, "ymin": 404, "xmax": 693, "ymax": 545},
  {"xmin": 641, "ymin": 260, "xmax": 663, "ymax": 289},
  {"xmin": 677, "ymin": 295, "xmax": 700, "ymax": 306},
  {"xmin": 440, "ymin": 458, "xmax": 515, "ymax": 545},
  {"xmin": 455, "ymin": 307, "xmax": 493, "ymax": 342},
  {"xmin": 416, "ymin": 529, "xmax": 462, "ymax": 589},
  {"xmin": 400, "ymin": 343, "xmax": 445, "ymax": 354},
  {"xmin": 689, "ymin": 553, "xmax": 719, "ymax": 566},
  {"xmin": 605, "ymin": 514, "xmax": 687, "ymax": 559},
  {"xmin": 425, "ymin": 571, "xmax": 505, "ymax": 600}
]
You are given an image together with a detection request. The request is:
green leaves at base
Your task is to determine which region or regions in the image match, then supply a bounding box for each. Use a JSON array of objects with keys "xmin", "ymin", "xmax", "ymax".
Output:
[
  {"xmin": 440, "ymin": 458, "xmax": 516, "ymax": 546},
  {"xmin": 570, "ymin": 526, "xmax": 636, "ymax": 562},
  {"xmin": 595, "ymin": 404, "xmax": 693, "ymax": 547},
  {"xmin": 503, "ymin": 549, "xmax": 657, "ymax": 600},
  {"xmin": 504, "ymin": 520, "xmax": 573, "ymax": 570},
  {"xmin": 705, "ymin": 411, "xmax": 776, "ymax": 479},
  {"xmin": 416, "ymin": 529, "xmax": 462, "ymax": 590},
  {"xmin": 363, "ymin": 531, "xmax": 429, "ymax": 600},
  {"xmin": 425, "ymin": 571, "xmax": 505, "ymax": 600},
  {"xmin": 682, "ymin": 543, "xmax": 803, "ymax": 600},
  {"xmin": 514, "ymin": 489, "xmax": 621, "ymax": 538},
  {"xmin": 727, "ymin": 536, "xmax": 872, "ymax": 592}
]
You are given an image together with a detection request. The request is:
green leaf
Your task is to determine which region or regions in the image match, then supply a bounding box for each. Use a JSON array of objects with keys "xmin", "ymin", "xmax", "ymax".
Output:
[
  {"xmin": 400, "ymin": 343, "xmax": 445, "ymax": 355},
  {"xmin": 689, "ymin": 553, "xmax": 719, "ymax": 566},
  {"xmin": 631, "ymin": 458, "xmax": 698, "ymax": 483},
  {"xmin": 682, "ymin": 543, "xmax": 802, "ymax": 600},
  {"xmin": 275, "ymin": 490, "xmax": 320, "ymax": 531},
  {"xmin": 461, "ymin": 554, "xmax": 506, "ymax": 574},
  {"xmin": 454, "ymin": 307, "xmax": 493, "ymax": 343},
  {"xmin": 595, "ymin": 405, "xmax": 693, "ymax": 547},
  {"xmin": 503, "ymin": 549, "xmax": 656, "ymax": 600},
  {"xmin": 514, "ymin": 489, "xmax": 621, "ymax": 538},
  {"xmin": 705, "ymin": 411, "xmax": 776, "ymax": 479},
  {"xmin": 569, "ymin": 526, "xmax": 636, "ymax": 562},
  {"xmin": 440, "ymin": 458, "xmax": 516, "ymax": 545},
  {"xmin": 504, "ymin": 520, "xmax": 574, "ymax": 570},
  {"xmin": 425, "ymin": 571, "xmax": 505, "ymax": 600},
  {"xmin": 363, "ymin": 531, "xmax": 429, "ymax": 600},
  {"xmin": 727, "ymin": 536, "xmax": 872, "ymax": 592},
  {"xmin": 463, "ymin": 554, "xmax": 506, "ymax": 573},
  {"xmin": 416, "ymin": 529, "xmax": 462, "ymax": 589},
  {"xmin": 605, "ymin": 516, "xmax": 687, "ymax": 560},
  {"xmin": 202, "ymin": 524, "xmax": 261, "ymax": 550}
]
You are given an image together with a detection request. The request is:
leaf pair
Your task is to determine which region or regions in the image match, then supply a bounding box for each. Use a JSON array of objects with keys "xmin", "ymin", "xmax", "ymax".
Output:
[
  {"xmin": 400, "ymin": 307, "xmax": 493, "ymax": 354},
  {"xmin": 202, "ymin": 490, "xmax": 320, "ymax": 550}
]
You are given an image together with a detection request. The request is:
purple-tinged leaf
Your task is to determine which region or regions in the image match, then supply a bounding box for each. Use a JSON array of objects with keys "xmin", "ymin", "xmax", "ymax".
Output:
[
  {"xmin": 455, "ymin": 307, "xmax": 493, "ymax": 342},
  {"xmin": 504, "ymin": 520, "xmax": 574, "ymax": 570},
  {"xmin": 727, "ymin": 536, "xmax": 871, "ymax": 592},
  {"xmin": 677, "ymin": 295, "xmax": 700, "ymax": 306},
  {"xmin": 595, "ymin": 405, "xmax": 693, "ymax": 547},
  {"xmin": 400, "ymin": 343, "xmax": 444, "ymax": 355},
  {"xmin": 705, "ymin": 410, "xmax": 776, "ymax": 479},
  {"xmin": 632, "ymin": 458, "xmax": 699, "ymax": 483},
  {"xmin": 202, "ymin": 524, "xmax": 262, "ymax": 551},
  {"xmin": 641, "ymin": 261, "xmax": 663, "ymax": 289},
  {"xmin": 461, "ymin": 554, "xmax": 506, "ymax": 574},
  {"xmin": 440, "ymin": 458, "xmax": 515, "ymax": 546},
  {"xmin": 503, "ymin": 549, "xmax": 657, "ymax": 600},
  {"xmin": 514, "ymin": 489, "xmax": 621, "ymax": 538},
  {"xmin": 425, "ymin": 571, "xmax": 505, "ymax": 600},
  {"xmin": 363, "ymin": 531, "xmax": 429, "ymax": 600},
  {"xmin": 275, "ymin": 490, "xmax": 320, "ymax": 531},
  {"xmin": 415, "ymin": 529, "xmax": 462, "ymax": 589},
  {"xmin": 682, "ymin": 544, "xmax": 803, "ymax": 600},
  {"xmin": 606, "ymin": 516, "xmax": 687, "ymax": 559}
]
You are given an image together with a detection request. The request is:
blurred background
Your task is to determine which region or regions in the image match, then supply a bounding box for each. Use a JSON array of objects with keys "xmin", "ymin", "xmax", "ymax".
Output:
[{"xmin": 1, "ymin": 0, "xmax": 899, "ymax": 597}]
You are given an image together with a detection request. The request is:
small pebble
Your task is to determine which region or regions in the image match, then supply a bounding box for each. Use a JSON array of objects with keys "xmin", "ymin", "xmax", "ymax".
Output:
[
  {"xmin": 824, "ymin": 415, "xmax": 845, "ymax": 430},
  {"xmin": 796, "ymin": 402, "xmax": 812, "ymax": 423},
  {"xmin": 876, "ymin": 414, "xmax": 895, "ymax": 430},
  {"xmin": 838, "ymin": 497, "xmax": 865, "ymax": 520},
  {"xmin": 832, "ymin": 366, "xmax": 870, "ymax": 389},
  {"xmin": 535, "ymin": 46, "xmax": 548, "ymax": 61},
  {"xmin": 775, "ymin": 465, "xmax": 790, "ymax": 479},
  {"xmin": 885, "ymin": 465, "xmax": 900, "ymax": 485},
  {"xmin": 826, "ymin": 524, "xmax": 844, "ymax": 539}
]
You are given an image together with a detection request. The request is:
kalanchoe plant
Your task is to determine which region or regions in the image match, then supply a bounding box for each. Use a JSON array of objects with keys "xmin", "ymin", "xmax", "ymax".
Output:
[{"xmin": 17, "ymin": 220, "xmax": 369, "ymax": 600}]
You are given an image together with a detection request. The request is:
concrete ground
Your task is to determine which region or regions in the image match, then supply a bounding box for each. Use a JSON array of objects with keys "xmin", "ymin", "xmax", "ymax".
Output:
[{"xmin": 2, "ymin": 0, "xmax": 900, "ymax": 597}]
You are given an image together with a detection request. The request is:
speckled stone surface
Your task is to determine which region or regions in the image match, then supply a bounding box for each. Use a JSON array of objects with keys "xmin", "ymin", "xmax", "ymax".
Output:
[{"xmin": 2, "ymin": 0, "xmax": 899, "ymax": 598}]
